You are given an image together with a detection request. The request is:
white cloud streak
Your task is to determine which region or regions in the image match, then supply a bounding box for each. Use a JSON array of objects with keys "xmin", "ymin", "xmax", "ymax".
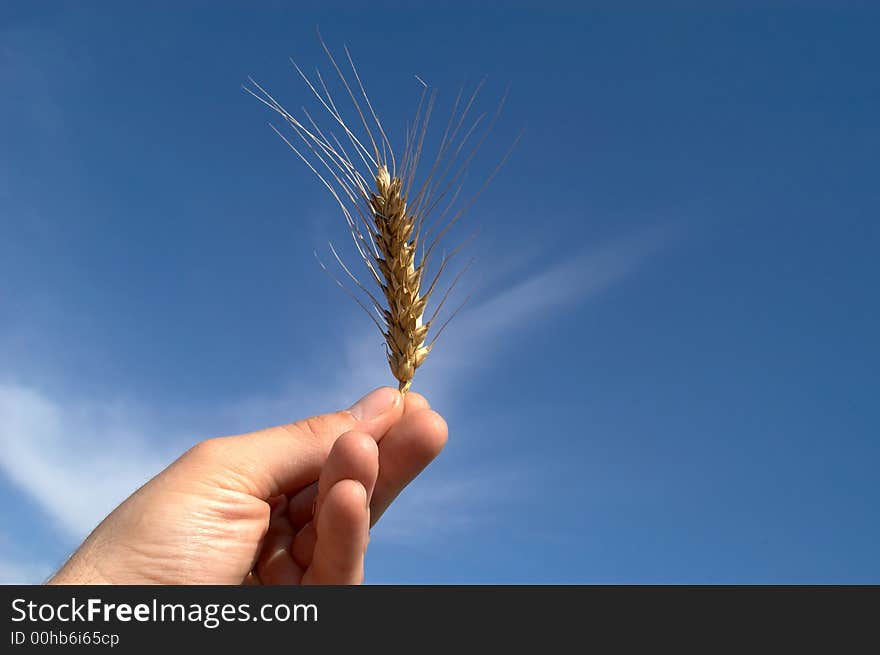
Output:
[{"xmin": 0, "ymin": 384, "xmax": 176, "ymax": 539}]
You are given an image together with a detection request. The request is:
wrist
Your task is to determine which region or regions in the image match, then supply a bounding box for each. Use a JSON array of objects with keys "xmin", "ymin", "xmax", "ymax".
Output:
[{"xmin": 46, "ymin": 551, "xmax": 114, "ymax": 585}]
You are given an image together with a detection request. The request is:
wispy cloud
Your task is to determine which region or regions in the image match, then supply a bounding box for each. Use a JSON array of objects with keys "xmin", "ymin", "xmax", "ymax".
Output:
[
  {"xmin": 456, "ymin": 224, "xmax": 669, "ymax": 342},
  {"xmin": 409, "ymin": 223, "xmax": 674, "ymax": 403},
  {"xmin": 0, "ymin": 225, "xmax": 672, "ymax": 551},
  {"xmin": 0, "ymin": 384, "xmax": 176, "ymax": 539}
]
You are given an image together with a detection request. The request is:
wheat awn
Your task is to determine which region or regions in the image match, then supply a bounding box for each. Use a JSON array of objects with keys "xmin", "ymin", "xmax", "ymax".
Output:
[{"xmin": 247, "ymin": 33, "xmax": 517, "ymax": 393}]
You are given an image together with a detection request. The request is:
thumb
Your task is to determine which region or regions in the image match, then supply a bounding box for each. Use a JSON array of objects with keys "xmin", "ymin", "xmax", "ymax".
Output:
[{"xmin": 171, "ymin": 387, "xmax": 403, "ymax": 499}]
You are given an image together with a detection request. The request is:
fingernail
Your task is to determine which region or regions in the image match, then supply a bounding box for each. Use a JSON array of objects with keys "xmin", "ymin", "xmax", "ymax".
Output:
[{"xmin": 349, "ymin": 387, "xmax": 400, "ymax": 421}]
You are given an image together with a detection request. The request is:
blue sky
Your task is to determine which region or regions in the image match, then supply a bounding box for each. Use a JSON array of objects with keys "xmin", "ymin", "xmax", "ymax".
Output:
[{"xmin": 1, "ymin": 2, "xmax": 878, "ymax": 583}]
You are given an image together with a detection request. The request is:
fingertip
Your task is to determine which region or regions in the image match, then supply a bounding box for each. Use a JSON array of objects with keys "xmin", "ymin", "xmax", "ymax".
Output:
[
  {"xmin": 348, "ymin": 387, "xmax": 402, "ymax": 422},
  {"xmin": 302, "ymin": 477, "xmax": 369, "ymax": 584},
  {"xmin": 368, "ymin": 408, "xmax": 448, "ymax": 526},
  {"xmin": 345, "ymin": 388, "xmax": 404, "ymax": 446},
  {"xmin": 334, "ymin": 478, "xmax": 369, "ymax": 513},
  {"xmin": 318, "ymin": 430, "xmax": 380, "ymax": 511},
  {"xmin": 411, "ymin": 409, "xmax": 449, "ymax": 458},
  {"xmin": 331, "ymin": 430, "xmax": 379, "ymax": 478},
  {"xmin": 318, "ymin": 479, "xmax": 370, "ymax": 557},
  {"xmin": 404, "ymin": 392, "xmax": 430, "ymax": 414}
]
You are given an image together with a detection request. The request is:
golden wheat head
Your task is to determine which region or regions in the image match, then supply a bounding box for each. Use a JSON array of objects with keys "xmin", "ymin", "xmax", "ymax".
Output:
[{"xmin": 247, "ymin": 33, "xmax": 516, "ymax": 393}]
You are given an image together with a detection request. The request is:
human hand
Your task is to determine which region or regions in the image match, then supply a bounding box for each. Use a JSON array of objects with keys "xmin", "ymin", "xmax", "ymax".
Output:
[{"xmin": 48, "ymin": 388, "xmax": 447, "ymax": 585}]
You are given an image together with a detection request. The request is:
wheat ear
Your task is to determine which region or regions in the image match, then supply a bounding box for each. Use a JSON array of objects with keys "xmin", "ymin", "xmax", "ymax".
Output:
[
  {"xmin": 247, "ymin": 34, "xmax": 516, "ymax": 393},
  {"xmin": 372, "ymin": 165, "xmax": 429, "ymax": 392}
]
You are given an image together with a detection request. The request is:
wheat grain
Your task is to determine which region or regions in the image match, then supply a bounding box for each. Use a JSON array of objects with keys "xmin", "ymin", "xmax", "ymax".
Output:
[{"xmin": 247, "ymin": 34, "xmax": 516, "ymax": 393}]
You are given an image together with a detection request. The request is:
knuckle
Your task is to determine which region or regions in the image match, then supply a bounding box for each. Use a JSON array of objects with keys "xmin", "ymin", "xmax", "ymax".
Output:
[
  {"xmin": 187, "ymin": 436, "xmax": 223, "ymax": 461},
  {"xmin": 290, "ymin": 414, "xmax": 331, "ymax": 441},
  {"xmin": 286, "ymin": 412, "xmax": 352, "ymax": 453}
]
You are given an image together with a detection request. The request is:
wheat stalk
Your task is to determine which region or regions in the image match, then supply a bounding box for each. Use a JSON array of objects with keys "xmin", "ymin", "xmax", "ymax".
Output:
[{"xmin": 247, "ymin": 33, "xmax": 516, "ymax": 393}]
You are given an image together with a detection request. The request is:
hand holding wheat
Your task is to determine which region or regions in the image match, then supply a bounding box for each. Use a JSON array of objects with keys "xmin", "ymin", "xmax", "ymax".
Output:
[
  {"xmin": 247, "ymin": 33, "xmax": 517, "ymax": 392},
  {"xmin": 50, "ymin": 388, "xmax": 449, "ymax": 584}
]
